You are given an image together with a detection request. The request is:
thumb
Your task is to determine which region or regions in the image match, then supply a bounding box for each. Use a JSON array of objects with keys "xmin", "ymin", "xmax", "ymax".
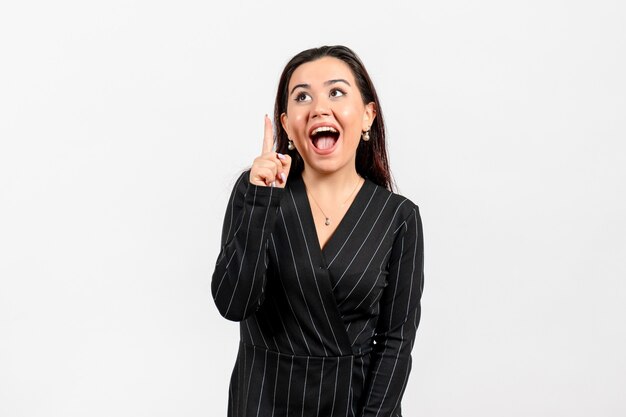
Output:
[{"xmin": 276, "ymin": 153, "xmax": 292, "ymax": 188}]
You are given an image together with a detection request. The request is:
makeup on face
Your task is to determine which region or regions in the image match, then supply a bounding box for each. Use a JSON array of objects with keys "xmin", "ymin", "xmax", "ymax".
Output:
[{"xmin": 281, "ymin": 57, "xmax": 373, "ymax": 175}]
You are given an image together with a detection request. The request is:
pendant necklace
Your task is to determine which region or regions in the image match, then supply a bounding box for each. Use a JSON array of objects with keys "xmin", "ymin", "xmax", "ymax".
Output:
[{"xmin": 306, "ymin": 177, "xmax": 363, "ymax": 226}]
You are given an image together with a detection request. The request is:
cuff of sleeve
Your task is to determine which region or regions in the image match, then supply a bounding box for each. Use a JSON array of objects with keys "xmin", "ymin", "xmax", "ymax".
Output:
[{"xmin": 244, "ymin": 182, "xmax": 285, "ymax": 209}]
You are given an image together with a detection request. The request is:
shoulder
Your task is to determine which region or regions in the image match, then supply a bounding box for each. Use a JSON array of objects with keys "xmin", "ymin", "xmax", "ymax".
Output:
[
  {"xmin": 370, "ymin": 185, "xmax": 424, "ymax": 253},
  {"xmin": 369, "ymin": 180, "xmax": 420, "ymax": 223}
]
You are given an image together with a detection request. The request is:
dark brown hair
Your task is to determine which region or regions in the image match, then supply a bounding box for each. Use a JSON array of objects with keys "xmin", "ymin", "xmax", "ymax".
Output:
[{"xmin": 273, "ymin": 45, "xmax": 394, "ymax": 191}]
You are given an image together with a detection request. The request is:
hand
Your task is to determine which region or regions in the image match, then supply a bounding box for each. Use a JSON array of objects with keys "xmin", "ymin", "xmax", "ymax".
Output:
[{"xmin": 249, "ymin": 115, "xmax": 292, "ymax": 188}]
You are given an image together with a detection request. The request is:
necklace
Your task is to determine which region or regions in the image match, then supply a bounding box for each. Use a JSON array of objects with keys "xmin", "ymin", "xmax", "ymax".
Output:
[{"xmin": 306, "ymin": 177, "xmax": 363, "ymax": 226}]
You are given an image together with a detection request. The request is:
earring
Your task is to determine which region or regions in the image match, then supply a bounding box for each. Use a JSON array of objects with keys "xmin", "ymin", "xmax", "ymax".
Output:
[
  {"xmin": 287, "ymin": 139, "xmax": 295, "ymax": 150},
  {"xmin": 361, "ymin": 130, "xmax": 370, "ymax": 142}
]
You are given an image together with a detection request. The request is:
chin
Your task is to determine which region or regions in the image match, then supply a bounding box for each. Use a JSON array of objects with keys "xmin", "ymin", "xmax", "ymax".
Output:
[{"xmin": 303, "ymin": 158, "xmax": 353, "ymax": 176}]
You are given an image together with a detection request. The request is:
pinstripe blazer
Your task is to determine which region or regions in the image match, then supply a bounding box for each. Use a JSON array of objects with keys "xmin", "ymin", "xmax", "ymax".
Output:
[{"xmin": 211, "ymin": 170, "xmax": 424, "ymax": 417}]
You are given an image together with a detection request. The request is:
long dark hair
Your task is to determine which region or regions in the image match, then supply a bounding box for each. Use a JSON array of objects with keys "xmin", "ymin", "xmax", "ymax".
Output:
[{"xmin": 273, "ymin": 45, "xmax": 394, "ymax": 191}]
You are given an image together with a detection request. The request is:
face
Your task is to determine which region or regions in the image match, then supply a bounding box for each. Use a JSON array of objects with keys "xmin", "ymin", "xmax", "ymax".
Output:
[{"xmin": 281, "ymin": 56, "xmax": 376, "ymax": 177}]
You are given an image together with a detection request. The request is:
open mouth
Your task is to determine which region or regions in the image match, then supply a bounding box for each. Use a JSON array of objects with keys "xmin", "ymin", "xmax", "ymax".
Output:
[{"xmin": 309, "ymin": 126, "xmax": 340, "ymax": 150}]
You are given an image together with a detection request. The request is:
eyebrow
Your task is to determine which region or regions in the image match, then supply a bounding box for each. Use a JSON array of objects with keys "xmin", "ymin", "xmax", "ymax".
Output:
[{"xmin": 289, "ymin": 79, "xmax": 352, "ymax": 95}]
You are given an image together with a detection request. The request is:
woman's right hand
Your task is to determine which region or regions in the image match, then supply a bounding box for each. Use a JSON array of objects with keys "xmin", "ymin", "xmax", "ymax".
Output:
[{"xmin": 249, "ymin": 115, "xmax": 292, "ymax": 188}]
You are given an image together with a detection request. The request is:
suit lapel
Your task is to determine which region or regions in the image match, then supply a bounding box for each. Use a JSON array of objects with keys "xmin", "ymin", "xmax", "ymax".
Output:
[{"xmin": 286, "ymin": 176, "xmax": 354, "ymax": 355}]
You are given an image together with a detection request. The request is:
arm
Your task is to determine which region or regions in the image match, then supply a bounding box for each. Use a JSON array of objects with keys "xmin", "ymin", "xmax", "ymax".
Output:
[
  {"xmin": 211, "ymin": 171, "xmax": 284, "ymax": 321},
  {"xmin": 359, "ymin": 205, "xmax": 424, "ymax": 417}
]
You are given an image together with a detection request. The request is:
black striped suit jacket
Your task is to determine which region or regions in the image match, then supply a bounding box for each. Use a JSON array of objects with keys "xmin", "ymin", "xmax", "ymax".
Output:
[{"xmin": 211, "ymin": 170, "xmax": 424, "ymax": 417}]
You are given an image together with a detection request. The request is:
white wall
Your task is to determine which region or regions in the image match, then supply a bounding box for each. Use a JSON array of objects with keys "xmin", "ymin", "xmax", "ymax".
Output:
[{"xmin": 1, "ymin": 1, "xmax": 624, "ymax": 416}]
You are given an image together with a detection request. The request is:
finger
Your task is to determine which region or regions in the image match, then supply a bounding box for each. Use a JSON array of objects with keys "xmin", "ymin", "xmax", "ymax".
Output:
[
  {"xmin": 275, "ymin": 153, "xmax": 292, "ymax": 187},
  {"xmin": 251, "ymin": 156, "xmax": 280, "ymax": 186},
  {"xmin": 277, "ymin": 153, "xmax": 292, "ymax": 172},
  {"xmin": 261, "ymin": 154, "xmax": 283, "ymax": 178},
  {"xmin": 262, "ymin": 114, "xmax": 274, "ymax": 154},
  {"xmin": 254, "ymin": 166, "xmax": 277, "ymax": 187},
  {"xmin": 270, "ymin": 155, "xmax": 284, "ymax": 184}
]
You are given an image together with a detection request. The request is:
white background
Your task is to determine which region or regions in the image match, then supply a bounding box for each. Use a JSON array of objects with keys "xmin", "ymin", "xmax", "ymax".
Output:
[{"xmin": 1, "ymin": 0, "xmax": 625, "ymax": 416}]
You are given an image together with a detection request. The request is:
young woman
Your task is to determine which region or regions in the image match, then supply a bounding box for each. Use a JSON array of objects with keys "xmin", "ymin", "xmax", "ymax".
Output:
[{"xmin": 211, "ymin": 45, "xmax": 424, "ymax": 417}]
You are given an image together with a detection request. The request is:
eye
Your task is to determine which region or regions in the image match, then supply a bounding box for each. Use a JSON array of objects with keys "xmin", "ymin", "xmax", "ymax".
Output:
[
  {"xmin": 294, "ymin": 91, "xmax": 311, "ymax": 102},
  {"xmin": 330, "ymin": 88, "xmax": 346, "ymax": 98}
]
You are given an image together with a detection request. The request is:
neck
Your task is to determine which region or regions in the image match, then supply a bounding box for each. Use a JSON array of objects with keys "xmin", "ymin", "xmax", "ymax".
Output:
[{"xmin": 301, "ymin": 166, "xmax": 362, "ymax": 198}]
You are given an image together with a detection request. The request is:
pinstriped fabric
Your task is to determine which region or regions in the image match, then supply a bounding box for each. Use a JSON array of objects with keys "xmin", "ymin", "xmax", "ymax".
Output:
[{"xmin": 212, "ymin": 170, "xmax": 424, "ymax": 417}]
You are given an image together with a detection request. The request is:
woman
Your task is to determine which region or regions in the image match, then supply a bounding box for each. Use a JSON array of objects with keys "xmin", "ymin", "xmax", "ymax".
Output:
[{"xmin": 211, "ymin": 45, "xmax": 424, "ymax": 417}]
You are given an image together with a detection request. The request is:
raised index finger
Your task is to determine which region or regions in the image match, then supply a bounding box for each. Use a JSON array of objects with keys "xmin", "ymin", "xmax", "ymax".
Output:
[{"xmin": 262, "ymin": 114, "xmax": 274, "ymax": 154}]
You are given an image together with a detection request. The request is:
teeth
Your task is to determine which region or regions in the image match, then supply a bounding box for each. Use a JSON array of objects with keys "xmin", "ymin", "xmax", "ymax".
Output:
[{"xmin": 311, "ymin": 126, "xmax": 338, "ymax": 135}]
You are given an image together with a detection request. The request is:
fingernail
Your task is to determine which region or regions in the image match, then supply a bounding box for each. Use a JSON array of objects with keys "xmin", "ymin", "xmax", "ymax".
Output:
[
  {"xmin": 280, "ymin": 173, "xmax": 287, "ymax": 183},
  {"xmin": 277, "ymin": 153, "xmax": 285, "ymax": 160},
  {"xmin": 271, "ymin": 181, "xmax": 276, "ymax": 187}
]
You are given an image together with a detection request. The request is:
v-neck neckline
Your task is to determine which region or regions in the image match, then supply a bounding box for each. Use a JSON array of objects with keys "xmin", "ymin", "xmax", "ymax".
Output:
[{"xmin": 291, "ymin": 174, "xmax": 373, "ymax": 262}]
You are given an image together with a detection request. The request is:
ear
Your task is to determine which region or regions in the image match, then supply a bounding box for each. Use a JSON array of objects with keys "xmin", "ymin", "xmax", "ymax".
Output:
[
  {"xmin": 362, "ymin": 102, "xmax": 377, "ymax": 130},
  {"xmin": 280, "ymin": 112, "xmax": 290, "ymax": 137}
]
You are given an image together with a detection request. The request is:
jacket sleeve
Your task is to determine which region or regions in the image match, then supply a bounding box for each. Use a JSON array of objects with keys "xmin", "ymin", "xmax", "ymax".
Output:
[
  {"xmin": 358, "ymin": 205, "xmax": 424, "ymax": 417},
  {"xmin": 211, "ymin": 170, "xmax": 284, "ymax": 321}
]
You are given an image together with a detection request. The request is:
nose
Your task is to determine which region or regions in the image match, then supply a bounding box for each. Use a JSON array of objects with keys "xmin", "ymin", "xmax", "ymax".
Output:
[{"xmin": 311, "ymin": 95, "xmax": 331, "ymax": 118}]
